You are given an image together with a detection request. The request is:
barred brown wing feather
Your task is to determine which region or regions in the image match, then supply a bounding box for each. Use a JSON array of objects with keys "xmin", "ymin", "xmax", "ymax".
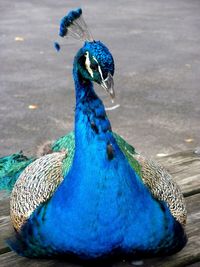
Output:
[
  {"xmin": 134, "ymin": 153, "xmax": 187, "ymax": 226},
  {"xmin": 10, "ymin": 151, "xmax": 67, "ymax": 231}
]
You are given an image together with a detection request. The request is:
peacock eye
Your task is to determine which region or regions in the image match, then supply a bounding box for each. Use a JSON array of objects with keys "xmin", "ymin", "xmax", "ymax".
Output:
[{"xmin": 90, "ymin": 63, "xmax": 98, "ymax": 71}]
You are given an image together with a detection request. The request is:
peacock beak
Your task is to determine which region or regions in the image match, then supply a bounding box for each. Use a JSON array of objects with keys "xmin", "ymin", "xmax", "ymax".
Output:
[{"xmin": 100, "ymin": 72, "xmax": 115, "ymax": 101}]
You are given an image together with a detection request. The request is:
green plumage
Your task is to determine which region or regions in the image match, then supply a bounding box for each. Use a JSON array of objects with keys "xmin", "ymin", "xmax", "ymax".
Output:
[
  {"xmin": 0, "ymin": 152, "xmax": 34, "ymax": 192},
  {"xmin": 52, "ymin": 131, "xmax": 75, "ymax": 177},
  {"xmin": 112, "ymin": 133, "xmax": 142, "ymax": 177}
]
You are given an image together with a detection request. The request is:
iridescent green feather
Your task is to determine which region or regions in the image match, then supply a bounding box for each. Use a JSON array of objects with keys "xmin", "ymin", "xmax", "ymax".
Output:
[
  {"xmin": 52, "ymin": 131, "xmax": 75, "ymax": 177},
  {"xmin": 0, "ymin": 152, "xmax": 34, "ymax": 191},
  {"xmin": 112, "ymin": 133, "xmax": 142, "ymax": 177}
]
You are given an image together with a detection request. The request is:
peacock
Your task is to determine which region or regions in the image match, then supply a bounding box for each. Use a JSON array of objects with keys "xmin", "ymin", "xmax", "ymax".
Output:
[{"xmin": 0, "ymin": 8, "xmax": 187, "ymax": 260}]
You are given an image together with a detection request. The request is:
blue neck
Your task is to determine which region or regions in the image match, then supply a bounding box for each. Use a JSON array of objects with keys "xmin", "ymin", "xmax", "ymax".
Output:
[{"xmin": 73, "ymin": 64, "xmax": 114, "ymax": 161}]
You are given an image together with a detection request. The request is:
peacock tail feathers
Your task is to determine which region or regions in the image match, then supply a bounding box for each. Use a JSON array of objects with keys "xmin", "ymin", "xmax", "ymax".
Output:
[{"xmin": 0, "ymin": 152, "xmax": 34, "ymax": 192}]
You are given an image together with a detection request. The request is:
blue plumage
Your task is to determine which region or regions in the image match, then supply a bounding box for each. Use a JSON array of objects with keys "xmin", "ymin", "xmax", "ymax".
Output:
[
  {"xmin": 54, "ymin": 42, "xmax": 60, "ymax": 52},
  {"xmin": 59, "ymin": 8, "xmax": 82, "ymax": 37},
  {"xmin": 6, "ymin": 8, "xmax": 187, "ymax": 261}
]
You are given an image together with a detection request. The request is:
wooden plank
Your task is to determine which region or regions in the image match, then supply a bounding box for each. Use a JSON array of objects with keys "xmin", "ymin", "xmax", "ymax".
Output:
[
  {"xmin": 0, "ymin": 193, "xmax": 199, "ymax": 267},
  {"xmin": 0, "ymin": 191, "xmax": 11, "ymax": 253},
  {"xmin": 185, "ymin": 263, "xmax": 200, "ymax": 267},
  {"xmin": 0, "ymin": 216, "xmax": 11, "ymax": 254},
  {"xmin": 0, "ymin": 191, "xmax": 10, "ymax": 216},
  {"xmin": 0, "ymin": 251, "xmax": 82, "ymax": 267},
  {"xmin": 157, "ymin": 150, "xmax": 200, "ymax": 197}
]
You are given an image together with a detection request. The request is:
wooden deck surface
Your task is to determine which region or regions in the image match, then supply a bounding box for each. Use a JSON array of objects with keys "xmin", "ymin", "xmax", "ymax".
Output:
[{"xmin": 0, "ymin": 149, "xmax": 199, "ymax": 267}]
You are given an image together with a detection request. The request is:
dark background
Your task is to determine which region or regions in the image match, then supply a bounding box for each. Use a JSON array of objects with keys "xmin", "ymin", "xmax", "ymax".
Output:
[{"xmin": 0, "ymin": 0, "xmax": 200, "ymax": 158}]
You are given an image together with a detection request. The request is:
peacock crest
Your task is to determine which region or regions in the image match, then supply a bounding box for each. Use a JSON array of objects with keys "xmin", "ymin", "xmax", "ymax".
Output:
[{"xmin": 54, "ymin": 8, "xmax": 93, "ymax": 51}]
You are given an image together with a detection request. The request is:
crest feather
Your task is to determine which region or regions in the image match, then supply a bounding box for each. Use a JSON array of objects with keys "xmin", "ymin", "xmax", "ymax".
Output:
[{"xmin": 59, "ymin": 8, "xmax": 93, "ymax": 42}]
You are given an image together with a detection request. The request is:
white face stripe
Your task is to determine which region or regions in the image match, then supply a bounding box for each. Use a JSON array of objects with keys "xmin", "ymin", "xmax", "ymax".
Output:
[
  {"xmin": 98, "ymin": 64, "xmax": 108, "ymax": 88},
  {"xmin": 98, "ymin": 65, "xmax": 104, "ymax": 82},
  {"xmin": 92, "ymin": 56, "xmax": 98, "ymax": 64},
  {"xmin": 92, "ymin": 56, "xmax": 106, "ymax": 86},
  {"xmin": 85, "ymin": 51, "xmax": 94, "ymax": 78}
]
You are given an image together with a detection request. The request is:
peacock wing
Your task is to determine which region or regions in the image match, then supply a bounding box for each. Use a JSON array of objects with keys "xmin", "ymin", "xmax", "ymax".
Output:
[
  {"xmin": 10, "ymin": 151, "xmax": 68, "ymax": 231},
  {"xmin": 134, "ymin": 153, "xmax": 187, "ymax": 226}
]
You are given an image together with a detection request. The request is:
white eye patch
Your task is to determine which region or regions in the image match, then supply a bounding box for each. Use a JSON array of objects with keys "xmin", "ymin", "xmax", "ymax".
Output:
[{"xmin": 85, "ymin": 51, "xmax": 94, "ymax": 78}]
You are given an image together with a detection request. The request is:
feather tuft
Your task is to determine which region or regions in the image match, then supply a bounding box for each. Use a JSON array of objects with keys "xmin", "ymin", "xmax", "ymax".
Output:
[
  {"xmin": 54, "ymin": 42, "xmax": 61, "ymax": 52},
  {"xmin": 58, "ymin": 8, "xmax": 93, "ymax": 42}
]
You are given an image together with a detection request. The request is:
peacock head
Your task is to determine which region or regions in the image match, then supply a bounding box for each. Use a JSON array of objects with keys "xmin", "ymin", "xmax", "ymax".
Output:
[
  {"xmin": 76, "ymin": 41, "xmax": 115, "ymax": 98},
  {"xmin": 55, "ymin": 8, "xmax": 115, "ymax": 99}
]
